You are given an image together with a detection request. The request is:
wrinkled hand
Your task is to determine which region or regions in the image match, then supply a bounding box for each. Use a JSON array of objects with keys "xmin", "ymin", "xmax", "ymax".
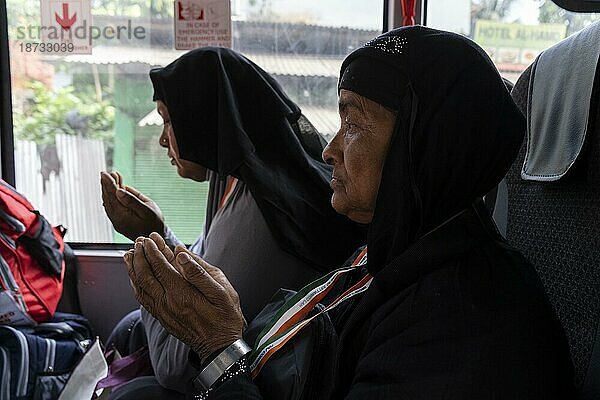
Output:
[
  {"xmin": 124, "ymin": 232, "xmax": 245, "ymax": 361},
  {"xmin": 172, "ymin": 244, "xmax": 245, "ymax": 327},
  {"xmin": 100, "ymin": 171, "xmax": 165, "ymax": 241}
]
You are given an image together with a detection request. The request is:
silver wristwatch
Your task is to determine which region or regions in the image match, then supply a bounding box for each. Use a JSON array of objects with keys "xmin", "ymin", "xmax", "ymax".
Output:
[{"xmin": 193, "ymin": 339, "xmax": 252, "ymax": 391}]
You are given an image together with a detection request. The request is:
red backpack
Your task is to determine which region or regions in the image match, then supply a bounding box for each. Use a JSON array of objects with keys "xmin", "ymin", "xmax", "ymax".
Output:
[{"xmin": 0, "ymin": 180, "xmax": 66, "ymax": 323}]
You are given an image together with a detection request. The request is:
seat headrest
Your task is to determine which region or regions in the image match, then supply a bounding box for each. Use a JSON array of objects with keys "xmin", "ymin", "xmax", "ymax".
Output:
[{"xmin": 521, "ymin": 21, "xmax": 600, "ymax": 182}]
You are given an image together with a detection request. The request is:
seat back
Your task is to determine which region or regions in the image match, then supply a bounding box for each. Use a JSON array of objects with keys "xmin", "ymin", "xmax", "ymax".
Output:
[{"xmin": 507, "ymin": 36, "xmax": 600, "ymax": 398}]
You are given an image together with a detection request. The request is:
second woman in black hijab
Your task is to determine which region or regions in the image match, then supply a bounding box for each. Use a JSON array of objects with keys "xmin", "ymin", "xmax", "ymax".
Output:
[
  {"xmin": 149, "ymin": 47, "xmax": 365, "ymax": 271},
  {"xmin": 126, "ymin": 27, "xmax": 575, "ymax": 399}
]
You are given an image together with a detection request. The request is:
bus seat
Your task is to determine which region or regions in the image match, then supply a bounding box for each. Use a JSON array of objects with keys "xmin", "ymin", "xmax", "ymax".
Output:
[{"xmin": 505, "ymin": 22, "xmax": 600, "ymax": 399}]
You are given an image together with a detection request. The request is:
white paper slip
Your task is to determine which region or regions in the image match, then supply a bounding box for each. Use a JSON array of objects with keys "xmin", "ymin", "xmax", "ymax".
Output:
[{"xmin": 58, "ymin": 338, "xmax": 108, "ymax": 400}]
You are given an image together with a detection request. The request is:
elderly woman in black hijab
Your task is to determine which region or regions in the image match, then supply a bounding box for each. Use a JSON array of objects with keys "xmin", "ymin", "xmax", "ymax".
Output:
[{"xmin": 125, "ymin": 27, "xmax": 575, "ymax": 399}]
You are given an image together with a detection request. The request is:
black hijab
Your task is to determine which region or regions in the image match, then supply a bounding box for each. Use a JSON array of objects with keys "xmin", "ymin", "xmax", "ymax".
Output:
[
  {"xmin": 150, "ymin": 47, "xmax": 365, "ymax": 271},
  {"xmin": 339, "ymin": 26, "xmax": 525, "ymax": 273}
]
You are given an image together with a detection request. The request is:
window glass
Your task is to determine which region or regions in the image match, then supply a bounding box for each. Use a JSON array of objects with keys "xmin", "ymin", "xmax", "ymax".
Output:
[
  {"xmin": 427, "ymin": 0, "xmax": 600, "ymax": 82},
  {"xmin": 7, "ymin": 0, "xmax": 383, "ymax": 243}
]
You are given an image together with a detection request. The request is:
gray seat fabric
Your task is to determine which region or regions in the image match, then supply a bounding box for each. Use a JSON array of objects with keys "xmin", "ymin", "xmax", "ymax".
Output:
[{"xmin": 508, "ymin": 63, "xmax": 600, "ymax": 399}]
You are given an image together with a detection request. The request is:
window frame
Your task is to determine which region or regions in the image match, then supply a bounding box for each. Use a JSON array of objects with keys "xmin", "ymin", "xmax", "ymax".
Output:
[
  {"xmin": 0, "ymin": 0, "xmax": 392, "ymax": 248},
  {"xmin": 384, "ymin": 0, "xmax": 428, "ymax": 30},
  {"xmin": 0, "ymin": 0, "xmax": 15, "ymax": 186}
]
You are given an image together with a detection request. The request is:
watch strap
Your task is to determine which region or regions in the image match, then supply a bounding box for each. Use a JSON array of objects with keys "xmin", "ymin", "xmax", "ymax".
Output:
[{"xmin": 193, "ymin": 339, "xmax": 251, "ymax": 391}]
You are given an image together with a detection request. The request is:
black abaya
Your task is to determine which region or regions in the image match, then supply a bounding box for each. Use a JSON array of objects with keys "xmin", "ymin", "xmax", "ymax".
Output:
[{"xmin": 195, "ymin": 27, "xmax": 576, "ymax": 399}]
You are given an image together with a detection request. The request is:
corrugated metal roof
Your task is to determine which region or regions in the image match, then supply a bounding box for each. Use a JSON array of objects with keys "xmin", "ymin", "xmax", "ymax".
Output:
[
  {"xmin": 46, "ymin": 47, "xmax": 182, "ymax": 67},
  {"xmin": 48, "ymin": 46, "xmax": 343, "ymax": 77},
  {"xmin": 301, "ymin": 106, "xmax": 339, "ymax": 136},
  {"xmin": 139, "ymin": 105, "xmax": 340, "ymax": 135},
  {"xmin": 138, "ymin": 109, "xmax": 163, "ymax": 127},
  {"xmin": 247, "ymin": 54, "xmax": 342, "ymax": 78}
]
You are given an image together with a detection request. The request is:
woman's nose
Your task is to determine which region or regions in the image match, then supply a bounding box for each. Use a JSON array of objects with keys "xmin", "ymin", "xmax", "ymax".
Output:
[
  {"xmin": 159, "ymin": 130, "xmax": 169, "ymax": 148},
  {"xmin": 322, "ymin": 132, "xmax": 342, "ymax": 165},
  {"xmin": 322, "ymin": 144, "xmax": 334, "ymax": 165}
]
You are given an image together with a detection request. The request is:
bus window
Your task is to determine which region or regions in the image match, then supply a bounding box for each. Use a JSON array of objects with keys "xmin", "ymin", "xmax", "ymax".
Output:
[
  {"xmin": 5, "ymin": 0, "xmax": 384, "ymax": 245},
  {"xmin": 426, "ymin": 0, "xmax": 600, "ymax": 82}
]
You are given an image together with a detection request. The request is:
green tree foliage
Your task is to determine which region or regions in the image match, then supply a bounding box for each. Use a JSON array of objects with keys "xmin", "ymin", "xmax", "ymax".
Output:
[
  {"xmin": 472, "ymin": 0, "xmax": 517, "ymax": 21},
  {"xmin": 13, "ymin": 81, "xmax": 115, "ymax": 144},
  {"xmin": 538, "ymin": 0, "xmax": 600, "ymax": 35},
  {"xmin": 6, "ymin": 0, "xmax": 39, "ymax": 36},
  {"xmin": 91, "ymin": 0, "xmax": 173, "ymax": 18}
]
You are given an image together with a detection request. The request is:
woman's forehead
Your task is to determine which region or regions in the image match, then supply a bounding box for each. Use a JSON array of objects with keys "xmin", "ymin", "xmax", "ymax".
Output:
[
  {"xmin": 338, "ymin": 90, "xmax": 372, "ymax": 117},
  {"xmin": 339, "ymin": 90, "xmax": 394, "ymax": 122}
]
